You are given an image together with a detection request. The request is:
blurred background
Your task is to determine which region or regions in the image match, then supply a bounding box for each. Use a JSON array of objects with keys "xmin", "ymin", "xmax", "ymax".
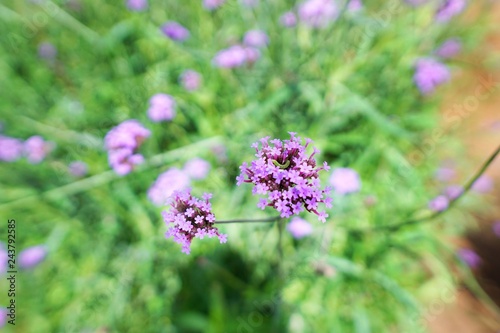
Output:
[{"xmin": 0, "ymin": 0, "xmax": 499, "ymax": 332}]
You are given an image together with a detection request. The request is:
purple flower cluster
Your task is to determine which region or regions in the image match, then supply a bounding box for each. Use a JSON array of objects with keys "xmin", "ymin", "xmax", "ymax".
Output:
[
  {"xmin": 472, "ymin": 175, "xmax": 494, "ymax": 193},
  {"xmin": 287, "ymin": 217, "xmax": 313, "ymax": 239},
  {"xmin": 413, "ymin": 58, "xmax": 450, "ymax": 95},
  {"xmin": 213, "ymin": 45, "xmax": 260, "ymax": 68},
  {"xmin": 126, "ymin": 0, "xmax": 148, "ymax": 11},
  {"xmin": 162, "ymin": 189, "xmax": 227, "ymax": 254},
  {"xmin": 0, "ymin": 244, "xmax": 7, "ymax": 275},
  {"xmin": 347, "ymin": 0, "xmax": 363, "ymax": 12},
  {"xmin": 435, "ymin": 38, "xmax": 462, "ymax": 58},
  {"xmin": 428, "ymin": 195, "xmax": 449, "ymax": 212},
  {"xmin": 435, "ymin": 0, "xmax": 466, "ymax": 23},
  {"xmin": 329, "ymin": 167, "xmax": 361, "ymax": 195},
  {"xmin": 298, "ymin": 0, "xmax": 339, "ymax": 28},
  {"xmin": 179, "ymin": 70, "xmax": 202, "ymax": 91},
  {"xmin": 237, "ymin": 133, "xmax": 332, "ymax": 222},
  {"xmin": 203, "ymin": 0, "xmax": 225, "ymax": 10},
  {"xmin": 280, "ymin": 11, "xmax": 297, "ymax": 27},
  {"xmin": 148, "ymin": 168, "xmax": 191, "ymax": 206},
  {"xmin": 147, "ymin": 93, "xmax": 176, "ymax": 122},
  {"xmin": 458, "ymin": 248, "xmax": 481, "ymax": 269},
  {"xmin": 104, "ymin": 120, "xmax": 150, "ymax": 175},
  {"xmin": 19, "ymin": 245, "xmax": 47, "ymax": 269},
  {"xmin": 184, "ymin": 157, "xmax": 211, "ymax": 180},
  {"xmin": 243, "ymin": 30, "xmax": 269, "ymax": 48},
  {"xmin": 0, "ymin": 135, "xmax": 52, "ymax": 164},
  {"xmin": 161, "ymin": 21, "xmax": 190, "ymax": 42},
  {"xmin": 68, "ymin": 161, "xmax": 88, "ymax": 177}
]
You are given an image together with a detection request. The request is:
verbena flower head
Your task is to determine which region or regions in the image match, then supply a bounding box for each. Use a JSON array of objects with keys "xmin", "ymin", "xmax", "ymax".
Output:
[
  {"xmin": 298, "ymin": 0, "xmax": 338, "ymax": 28},
  {"xmin": 435, "ymin": 38, "xmax": 462, "ymax": 58},
  {"xmin": 162, "ymin": 189, "xmax": 227, "ymax": 254},
  {"xmin": 161, "ymin": 21, "xmax": 190, "ymax": 41},
  {"xmin": 147, "ymin": 93, "xmax": 176, "ymax": 122},
  {"xmin": 184, "ymin": 157, "xmax": 211, "ymax": 180},
  {"xmin": 213, "ymin": 45, "xmax": 249, "ymax": 68},
  {"xmin": 148, "ymin": 168, "xmax": 191, "ymax": 206},
  {"xmin": 243, "ymin": 30, "xmax": 269, "ymax": 48},
  {"xmin": 126, "ymin": 0, "xmax": 148, "ymax": 11},
  {"xmin": 24, "ymin": 135, "xmax": 53, "ymax": 164},
  {"xmin": 329, "ymin": 167, "xmax": 361, "ymax": 195},
  {"xmin": 428, "ymin": 195, "xmax": 449, "ymax": 211},
  {"xmin": 203, "ymin": 0, "xmax": 225, "ymax": 10},
  {"xmin": 435, "ymin": 0, "xmax": 466, "ymax": 22},
  {"xmin": 38, "ymin": 42, "xmax": 57, "ymax": 60},
  {"xmin": 472, "ymin": 175, "xmax": 493, "ymax": 193},
  {"xmin": 179, "ymin": 70, "xmax": 201, "ymax": 91},
  {"xmin": 19, "ymin": 245, "xmax": 47, "ymax": 269},
  {"xmin": 457, "ymin": 248, "xmax": 480, "ymax": 269},
  {"xmin": 68, "ymin": 161, "xmax": 88, "ymax": 177},
  {"xmin": 280, "ymin": 11, "xmax": 297, "ymax": 27},
  {"xmin": 0, "ymin": 135, "xmax": 24, "ymax": 162},
  {"xmin": 237, "ymin": 133, "xmax": 332, "ymax": 222},
  {"xmin": 287, "ymin": 217, "xmax": 313, "ymax": 239},
  {"xmin": 413, "ymin": 58, "xmax": 450, "ymax": 95},
  {"xmin": 104, "ymin": 120, "xmax": 150, "ymax": 175}
]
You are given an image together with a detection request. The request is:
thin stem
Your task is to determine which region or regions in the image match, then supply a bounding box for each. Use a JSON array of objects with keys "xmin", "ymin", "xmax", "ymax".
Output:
[
  {"xmin": 215, "ymin": 215, "xmax": 281, "ymax": 224},
  {"xmin": 373, "ymin": 144, "xmax": 500, "ymax": 232}
]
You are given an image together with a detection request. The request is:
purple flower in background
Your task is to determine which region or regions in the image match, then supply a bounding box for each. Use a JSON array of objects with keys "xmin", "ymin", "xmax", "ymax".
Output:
[
  {"xmin": 0, "ymin": 244, "xmax": 7, "ymax": 275},
  {"xmin": 280, "ymin": 11, "xmax": 297, "ymax": 27},
  {"xmin": 287, "ymin": 217, "xmax": 313, "ymax": 239},
  {"xmin": 435, "ymin": 166, "xmax": 456, "ymax": 182},
  {"xmin": 148, "ymin": 168, "xmax": 191, "ymax": 206},
  {"xmin": 298, "ymin": 0, "xmax": 338, "ymax": 28},
  {"xmin": 19, "ymin": 245, "xmax": 47, "ymax": 269},
  {"xmin": 0, "ymin": 135, "xmax": 24, "ymax": 162},
  {"xmin": 203, "ymin": 0, "xmax": 225, "ymax": 10},
  {"xmin": 472, "ymin": 175, "xmax": 494, "ymax": 193},
  {"xmin": 213, "ymin": 45, "xmax": 248, "ymax": 68},
  {"xmin": 184, "ymin": 158, "xmax": 211, "ymax": 180},
  {"xmin": 126, "ymin": 0, "xmax": 147, "ymax": 11},
  {"xmin": 24, "ymin": 135, "xmax": 53, "ymax": 164},
  {"xmin": 147, "ymin": 93, "xmax": 176, "ymax": 122},
  {"xmin": 237, "ymin": 133, "xmax": 332, "ymax": 222},
  {"xmin": 244, "ymin": 47, "xmax": 261, "ymax": 64},
  {"xmin": 161, "ymin": 21, "xmax": 190, "ymax": 42},
  {"xmin": 493, "ymin": 221, "xmax": 500, "ymax": 237},
  {"xmin": 163, "ymin": 189, "xmax": 227, "ymax": 254},
  {"xmin": 435, "ymin": 0, "xmax": 467, "ymax": 22},
  {"xmin": 0, "ymin": 308, "xmax": 6, "ymax": 328},
  {"xmin": 413, "ymin": 58, "xmax": 450, "ymax": 95},
  {"xmin": 68, "ymin": 161, "xmax": 88, "ymax": 177},
  {"xmin": 458, "ymin": 248, "xmax": 481, "ymax": 269},
  {"xmin": 104, "ymin": 120, "xmax": 150, "ymax": 175},
  {"xmin": 329, "ymin": 168, "xmax": 361, "ymax": 195},
  {"xmin": 428, "ymin": 195, "xmax": 449, "ymax": 211},
  {"xmin": 348, "ymin": 0, "xmax": 363, "ymax": 12},
  {"xmin": 444, "ymin": 185, "xmax": 463, "ymax": 200},
  {"xmin": 179, "ymin": 70, "xmax": 201, "ymax": 91},
  {"xmin": 243, "ymin": 30, "xmax": 269, "ymax": 48},
  {"xmin": 435, "ymin": 38, "xmax": 462, "ymax": 58},
  {"xmin": 38, "ymin": 42, "xmax": 57, "ymax": 60}
]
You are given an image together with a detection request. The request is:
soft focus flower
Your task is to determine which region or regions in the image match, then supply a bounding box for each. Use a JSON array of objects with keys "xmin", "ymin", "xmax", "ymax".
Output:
[
  {"xmin": 162, "ymin": 189, "xmax": 227, "ymax": 254},
  {"xmin": 280, "ymin": 11, "xmax": 297, "ymax": 27},
  {"xmin": 493, "ymin": 221, "xmax": 500, "ymax": 237},
  {"xmin": 213, "ymin": 45, "xmax": 248, "ymax": 68},
  {"xmin": 147, "ymin": 93, "xmax": 176, "ymax": 122},
  {"xmin": 0, "ymin": 244, "xmax": 7, "ymax": 275},
  {"xmin": 184, "ymin": 158, "xmax": 211, "ymax": 180},
  {"xmin": 435, "ymin": 38, "xmax": 462, "ymax": 58},
  {"xmin": 244, "ymin": 47, "xmax": 261, "ymax": 64},
  {"xmin": 329, "ymin": 168, "xmax": 361, "ymax": 195},
  {"xmin": 243, "ymin": 30, "xmax": 269, "ymax": 48},
  {"xmin": 287, "ymin": 217, "xmax": 313, "ymax": 239},
  {"xmin": 435, "ymin": 166, "xmax": 455, "ymax": 182},
  {"xmin": 148, "ymin": 168, "xmax": 191, "ymax": 206},
  {"xmin": 38, "ymin": 42, "xmax": 57, "ymax": 60},
  {"xmin": 348, "ymin": 0, "xmax": 363, "ymax": 12},
  {"xmin": 237, "ymin": 133, "xmax": 332, "ymax": 222},
  {"xmin": 428, "ymin": 195, "xmax": 449, "ymax": 211},
  {"xmin": 472, "ymin": 175, "xmax": 494, "ymax": 193},
  {"xmin": 298, "ymin": 0, "xmax": 338, "ymax": 28},
  {"xmin": 68, "ymin": 161, "xmax": 88, "ymax": 177},
  {"xmin": 24, "ymin": 135, "xmax": 53, "ymax": 164},
  {"xmin": 435, "ymin": 0, "xmax": 467, "ymax": 22},
  {"xmin": 444, "ymin": 185, "xmax": 463, "ymax": 200},
  {"xmin": 179, "ymin": 70, "xmax": 201, "ymax": 91},
  {"xmin": 404, "ymin": 0, "xmax": 428, "ymax": 6},
  {"xmin": 19, "ymin": 245, "xmax": 47, "ymax": 269},
  {"xmin": 0, "ymin": 135, "xmax": 24, "ymax": 162},
  {"xmin": 458, "ymin": 248, "xmax": 481, "ymax": 269},
  {"xmin": 203, "ymin": 0, "xmax": 225, "ymax": 10},
  {"xmin": 0, "ymin": 308, "xmax": 6, "ymax": 328},
  {"xmin": 160, "ymin": 21, "xmax": 190, "ymax": 41},
  {"xmin": 104, "ymin": 120, "xmax": 150, "ymax": 175},
  {"xmin": 413, "ymin": 58, "xmax": 450, "ymax": 95},
  {"xmin": 126, "ymin": 0, "xmax": 147, "ymax": 11}
]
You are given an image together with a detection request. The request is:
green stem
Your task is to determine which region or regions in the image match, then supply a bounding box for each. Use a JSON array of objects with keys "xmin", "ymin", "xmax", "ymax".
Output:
[{"xmin": 273, "ymin": 218, "xmax": 286, "ymax": 329}]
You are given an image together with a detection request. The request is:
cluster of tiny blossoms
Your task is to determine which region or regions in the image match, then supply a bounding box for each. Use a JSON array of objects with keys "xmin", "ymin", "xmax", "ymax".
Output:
[
  {"xmin": 237, "ymin": 133, "xmax": 332, "ymax": 222},
  {"xmin": 162, "ymin": 189, "xmax": 227, "ymax": 254}
]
